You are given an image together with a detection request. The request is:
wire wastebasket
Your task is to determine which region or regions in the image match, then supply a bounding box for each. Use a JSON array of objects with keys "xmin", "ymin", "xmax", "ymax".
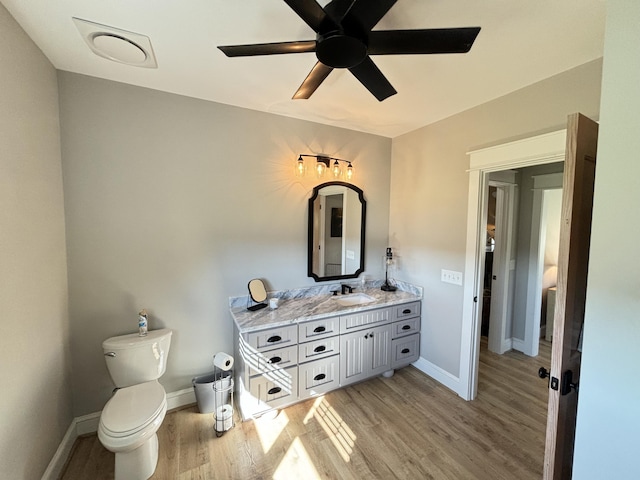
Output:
[{"xmin": 212, "ymin": 352, "xmax": 235, "ymax": 437}]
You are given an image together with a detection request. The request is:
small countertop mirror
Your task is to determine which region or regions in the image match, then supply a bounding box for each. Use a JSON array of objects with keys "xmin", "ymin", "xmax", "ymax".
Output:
[
  {"xmin": 308, "ymin": 182, "xmax": 366, "ymax": 281},
  {"xmin": 247, "ymin": 279, "xmax": 268, "ymax": 311}
]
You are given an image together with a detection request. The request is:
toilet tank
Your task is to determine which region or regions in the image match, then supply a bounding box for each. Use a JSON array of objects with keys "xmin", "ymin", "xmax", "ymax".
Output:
[{"xmin": 103, "ymin": 328, "xmax": 172, "ymax": 388}]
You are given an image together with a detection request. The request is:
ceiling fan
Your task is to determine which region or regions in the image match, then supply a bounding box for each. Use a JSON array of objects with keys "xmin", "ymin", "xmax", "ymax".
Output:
[{"xmin": 218, "ymin": 0, "xmax": 481, "ymax": 101}]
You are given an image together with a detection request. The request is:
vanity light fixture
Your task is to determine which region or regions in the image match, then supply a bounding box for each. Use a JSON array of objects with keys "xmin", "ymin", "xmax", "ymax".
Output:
[{"xmin": 296, "ymin": 154, "xmax": 354, "ymax": 181}]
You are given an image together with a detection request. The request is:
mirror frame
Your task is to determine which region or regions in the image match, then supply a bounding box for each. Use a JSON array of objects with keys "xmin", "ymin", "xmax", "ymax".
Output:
[{"xmin": 308, "ymin": 181, "xmax": 366, "ymax": 282}]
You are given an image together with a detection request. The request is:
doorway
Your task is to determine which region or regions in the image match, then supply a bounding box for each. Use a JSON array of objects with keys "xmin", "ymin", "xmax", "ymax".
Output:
[
  {"xmin": 479, "ymin": 168, "xmax": 563, "ymax": 357},
  {"xmin": 482, "ymin": 176, "xmax": 518, "ymax": 355},
  {"xmin": 460, "ymin": 129, "xmax": 568, "ymax": 401}
]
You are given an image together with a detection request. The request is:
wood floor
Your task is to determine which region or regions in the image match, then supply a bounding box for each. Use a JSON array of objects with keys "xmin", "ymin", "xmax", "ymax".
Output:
[{"xmin": 60, "ymin": 339, "xmax": 551, "ymax": 480}]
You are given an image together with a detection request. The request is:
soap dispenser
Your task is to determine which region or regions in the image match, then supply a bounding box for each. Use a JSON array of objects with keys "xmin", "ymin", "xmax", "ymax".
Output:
[{"xmin": 138, "ymin": 309, "xmax": 148, "ymax": 336}]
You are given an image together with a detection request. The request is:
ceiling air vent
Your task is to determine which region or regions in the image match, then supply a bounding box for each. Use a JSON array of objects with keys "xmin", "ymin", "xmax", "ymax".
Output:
[{"xmin": 73, "ymin": 17, "xmax": 157, "ymax": 68}]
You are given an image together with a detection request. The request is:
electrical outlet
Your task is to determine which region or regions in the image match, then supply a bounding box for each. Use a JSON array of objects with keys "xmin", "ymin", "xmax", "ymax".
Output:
[{"xmin": 441, "ymin": 269, "xmax": 463, "ymax": 286}]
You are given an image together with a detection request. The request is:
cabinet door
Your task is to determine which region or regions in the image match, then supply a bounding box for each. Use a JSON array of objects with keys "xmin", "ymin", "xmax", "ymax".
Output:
[
  {"xmin": 248, "ymin": 365, "xmax": 298, "ymax": 409},
  {"xmin": 339, "ymin": 324, "xmax": 392, "ymax": 386},
  {"xmin": 391, "ymin": 333, "xmax": 420, "ymax": 369},
  {"xmin": 368, "ymin": 324, "xmax": 392, "ymax": 377},
  {"xmin": 340, "ymin": 329, "xmax": 368, "ymax": 387},
  {"xmin": 299, "ymin": 355, "xmax": 340, "ymax": 399}
]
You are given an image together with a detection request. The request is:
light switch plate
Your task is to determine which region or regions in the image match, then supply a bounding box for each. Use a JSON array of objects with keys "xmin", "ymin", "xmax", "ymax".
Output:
[{"xmin": 441, "ymin": 269, "xmax": 463, "ymax": 286}]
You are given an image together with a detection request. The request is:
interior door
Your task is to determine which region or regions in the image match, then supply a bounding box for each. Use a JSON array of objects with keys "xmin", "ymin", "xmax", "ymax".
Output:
[
  {"xmin": 487, "ymin": 182, "xmax": 516, "ymax": 354},
  {"xmin": 542, "ymin": 113, "xmax": 598, "ymax": 479}
]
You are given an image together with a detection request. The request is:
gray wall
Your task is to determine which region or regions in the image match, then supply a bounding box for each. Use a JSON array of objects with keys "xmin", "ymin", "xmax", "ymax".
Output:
[
  {"xmin": 57, "ymin": 72, "xmax": 392, "ymax": 415},
  {"xmin": 0, "ymin": 4, "xmax": 73, "ymax": 479},
  {"xmin": 573, "ymin": 1, "xmax": 640, "ymax": 476},
  {"xmin": 389, "ymin": 59, "xmax": 602, "ymax": 378}
]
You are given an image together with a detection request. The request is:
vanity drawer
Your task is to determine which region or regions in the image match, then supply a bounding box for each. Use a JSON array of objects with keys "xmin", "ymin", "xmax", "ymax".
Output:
[
  {"xmin": 340, "ymin": 307, "xmax": 391, "ymax": 333},
  {"xmin": 299, "ymin": 316, "xmax": 340, "ymax": 342},
  {"xmin": 246, "ymin": 344, "xmax": 298, "ymax": 376},
  {"xmin": 246, "ymin": 325, "xmax": 298, "ymax": 352},
  {"xmin": 249, "ymin": 365, "xmax": 298, "ymax": 409},
  {"xmin": 298, "ymin": 336, "xmax": 340, "ymax": 363},
  {"xmin": 392, "ymin": 301, "xmax": 421, "ymax": 321},
  {"xmin": 298, "ymin": 355, "xmax": 340, "ymax": 399},
  {"xmin": 391, "ymin": 333, "xmax": 420, "ymax": 369},
  {"xmin": 391, "ymin": 317, "xmax": 421, "ymax": 338}
]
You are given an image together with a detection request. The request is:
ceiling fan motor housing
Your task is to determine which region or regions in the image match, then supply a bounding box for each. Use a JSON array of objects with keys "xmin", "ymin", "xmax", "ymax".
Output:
[{"xmin": 316, "ymin": 31, "xmax": 367, "ymax": 68}]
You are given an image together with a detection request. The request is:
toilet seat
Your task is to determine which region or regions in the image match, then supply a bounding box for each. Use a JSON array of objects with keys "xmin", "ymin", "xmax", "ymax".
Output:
[
  {"xmin": 101, "ymin": 381, "xmax": 166, "ymax": 437},
  {"xmin": 99, "ymin": 380, "xmax": 167, "ymax": 454}
]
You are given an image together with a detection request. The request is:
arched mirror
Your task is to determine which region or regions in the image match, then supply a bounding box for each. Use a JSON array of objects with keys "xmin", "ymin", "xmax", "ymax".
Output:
[{"xmin": 308, "ymin": 182, "xmax": 366, "ymax": 281}]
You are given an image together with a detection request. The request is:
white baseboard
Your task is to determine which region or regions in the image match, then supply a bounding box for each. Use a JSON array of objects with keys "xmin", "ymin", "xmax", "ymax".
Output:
[
  {"xmin": 167, "ymin": 387, "xmax": 196, "ymax": 411},
  {"xmin": 412, "ymin": 356, "xmax": 463, "ymax": 397},
  {"xmin": 501, "ymin": 338, "xmax": 514, "ymax": 353},
  {"xmin": 512, "ymin": 338, "xmax": 525, "ymax": 353},
  {"xmin": 41, "ymin": 419, "xmax": 78, "ymax": 480},
  {"xmin": 76, "ymin": 411, "xmax": 101, "ymax": 436},
  {"xmin": 43, "ymin": 386, "xmax": 197, "ymax": 479}
]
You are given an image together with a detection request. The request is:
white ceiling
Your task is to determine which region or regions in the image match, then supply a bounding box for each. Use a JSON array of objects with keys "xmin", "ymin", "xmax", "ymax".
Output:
[{"xmin": 2, "ymin": 0, "xmax": 606, "ymax": 138}]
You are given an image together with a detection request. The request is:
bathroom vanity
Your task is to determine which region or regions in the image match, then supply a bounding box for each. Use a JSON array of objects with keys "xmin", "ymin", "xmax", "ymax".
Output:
[{"xmin": 230, "ymin": 285, "xmax": 422, "ymax": 420}]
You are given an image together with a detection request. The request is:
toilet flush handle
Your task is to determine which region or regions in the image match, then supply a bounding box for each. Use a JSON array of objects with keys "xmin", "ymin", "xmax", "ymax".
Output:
[{"xmin": 104, "ymin": 352, "xmax": 116, "ymax": 357}]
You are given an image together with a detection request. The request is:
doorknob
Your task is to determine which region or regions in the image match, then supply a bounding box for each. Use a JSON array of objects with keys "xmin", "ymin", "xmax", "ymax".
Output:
[{"xmin": 539, "ymin": 366, "xmax": 559, "ymax": 391}]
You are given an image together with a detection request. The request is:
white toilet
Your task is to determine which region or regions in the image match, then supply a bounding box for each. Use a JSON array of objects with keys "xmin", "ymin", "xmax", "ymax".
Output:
[{"xmin": 98, "ymin": 328, "xmax": 172, "ymax": 480}]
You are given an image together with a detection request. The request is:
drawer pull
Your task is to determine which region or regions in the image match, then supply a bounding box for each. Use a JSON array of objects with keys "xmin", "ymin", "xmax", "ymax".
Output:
[
  {"xmin": 402, "ymin": 325, "xmax": 411, "ymax": 330},
  {"xmin": 269, "ymin": 356, "xmax": 282, "ymax": 364},
  {"xmin": 314, "ymin": 373, "xmax": 326, "ymax": 381},
  {"xmin": 403, "ymin": 308, "xmax": 411, "ymax": 314},
  {"xmin": 267, "ymin": 387, "xmax": 282, "ymax": 395},
  {"xmin": 313, "ymin": 326, "xmax": 326, "ymax": 333},
  {"xmin": 314, "ymin": 345, "xmax": 326, "ymax": 353},
  {"xmin": 267, "ymin": 335, "xmax": 282, "ymax": 343},
  {"xmin": 401, "ymin": 348, "xmax": 410, "ymax": 354}
]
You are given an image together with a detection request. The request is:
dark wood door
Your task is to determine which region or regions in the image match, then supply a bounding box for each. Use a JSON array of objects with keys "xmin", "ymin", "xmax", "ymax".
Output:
[{"xmin": 543, "ymin": 113, "xmax": 598, "ymax": 479}]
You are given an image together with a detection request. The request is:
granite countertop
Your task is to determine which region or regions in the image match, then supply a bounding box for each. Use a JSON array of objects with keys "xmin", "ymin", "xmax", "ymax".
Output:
[{"xmin": 230, "ymin": 285, "xmax": 422, "ymax": 333}]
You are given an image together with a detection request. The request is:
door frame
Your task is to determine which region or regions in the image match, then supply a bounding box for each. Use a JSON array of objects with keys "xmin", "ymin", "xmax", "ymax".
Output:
[{"xmin": 460, "ymin": 129, "xmax": 567, "ymax": 400}]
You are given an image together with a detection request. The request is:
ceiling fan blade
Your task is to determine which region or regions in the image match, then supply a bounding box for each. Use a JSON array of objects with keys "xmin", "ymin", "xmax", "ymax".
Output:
[
  {"xmin": 368, "ymin": 27, "xmax": 481, "ymax": 55},
  {"xmin": 349, "ymin": 57, "xmax": 396, "ymax": 101},
  {"xmin": 283, "ymin": 0, "xmax": 336, "ymax": 32},
  {"xmin": 323, "ymin": 0, "xmax": 356, "ymax": 24},
  {"xmin": 218, "ymin": 40, "xmax": 316, "ymax": 57},
  {"xmin": 342, "ymin": 0, "xmax": 397, "ymax": 33},
  {"xmin": 293, "ymin": 62, "xmax": 334, "ymax": 99}
]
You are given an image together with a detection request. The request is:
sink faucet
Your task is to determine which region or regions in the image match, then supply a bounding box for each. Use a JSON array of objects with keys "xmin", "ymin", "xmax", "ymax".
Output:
[{"xmin": 341, "ymin": 284, "xmax": 354, "ymax": 295}]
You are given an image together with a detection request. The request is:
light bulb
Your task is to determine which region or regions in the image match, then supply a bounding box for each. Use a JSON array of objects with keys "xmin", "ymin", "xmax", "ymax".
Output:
[
  {"xmin": 296, "ymin": 156, "xmax": 305, "ymax": 177},
  {"xmin": 346, "ymin": 162, "xmax": 354, "ymax": 181},
  {"xmin": 316, "ymin": 160, "xmax": 326, "ymax": 178},
  {"xmin": 332, "ymin": 160, "xmax": 341, "ymax": 178}
]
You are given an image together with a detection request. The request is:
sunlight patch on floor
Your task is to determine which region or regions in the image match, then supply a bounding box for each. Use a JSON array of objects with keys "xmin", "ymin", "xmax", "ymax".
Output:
[
  {"xmin": 254, "ymin": 410, "xmax": 289, "ymax": 454},
  {"xmin": 303, "ymin": 396, "xmax": 356, "ymax": 462},
  {"xmin": 273, "ymin": 437, "xmax": 321, "ymax": 480}
]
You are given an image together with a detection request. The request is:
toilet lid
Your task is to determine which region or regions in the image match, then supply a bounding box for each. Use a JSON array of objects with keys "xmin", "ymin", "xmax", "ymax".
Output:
[{"xmin": 101, "ymin": 381, "xmax": 166, "ymax": 437}]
